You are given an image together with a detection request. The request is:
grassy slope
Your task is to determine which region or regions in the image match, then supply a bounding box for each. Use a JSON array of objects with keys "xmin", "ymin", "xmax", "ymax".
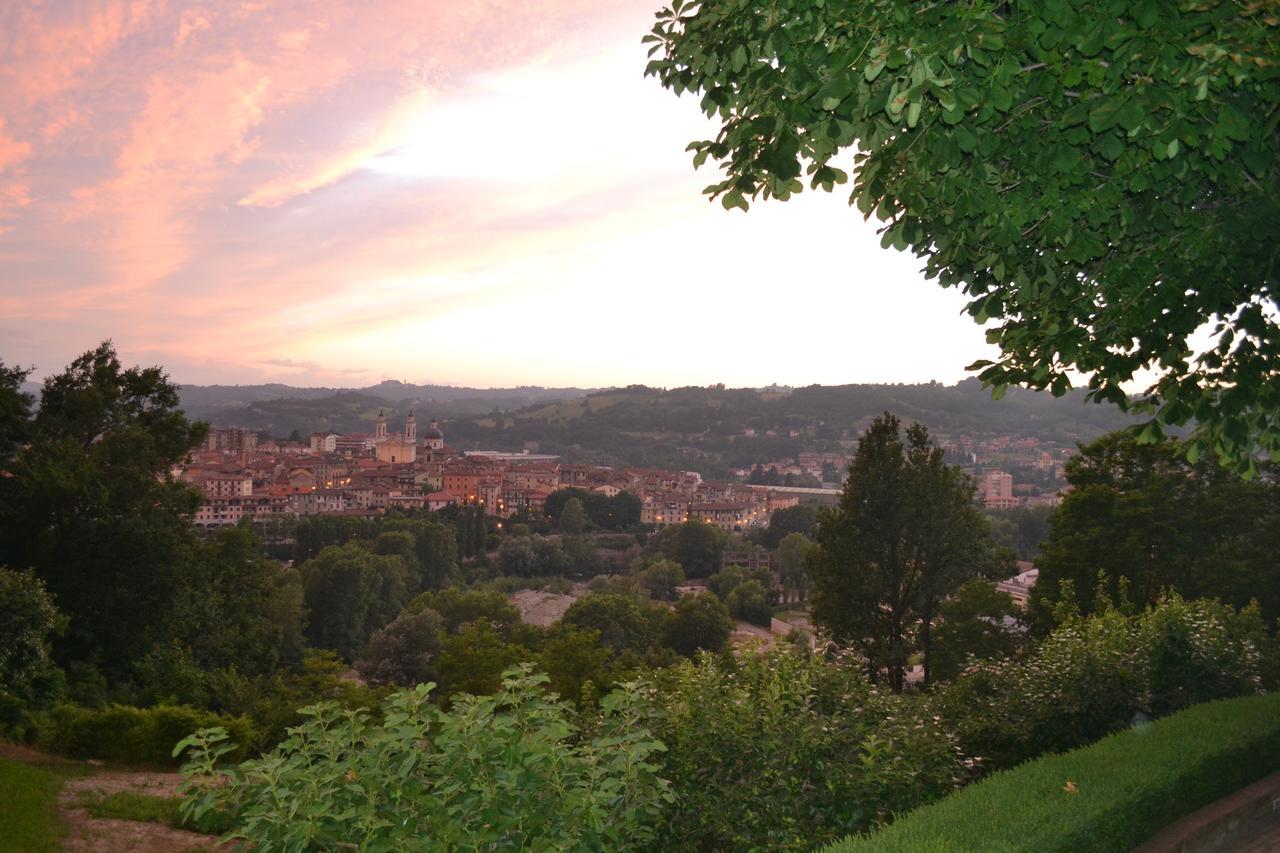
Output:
[
  {"xmin": 0, "ymin": 757, "xmax": 68, "ymax": 852},
  {"xmin": 829, "ymin": 693, "xmax": 1280, "ymax": 853}
]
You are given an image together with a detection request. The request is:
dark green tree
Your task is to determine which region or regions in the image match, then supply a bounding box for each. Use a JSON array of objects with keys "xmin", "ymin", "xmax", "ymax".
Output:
[
  {"xmin": 725, "ymin": 579, "xmax": 772, "ymax": 626},
  {"xmin": 300, "ymin": 543, "xmax": 410, "ymax": 660},
  {"xmin": 930, "ymin": 579, "xmax": 1024, "ymax": 683},
  {"xmin": 1030, "ymin": 431, "xmax": 1280, "ymax": 626},
  {"xmin": 537, "ymin": 625, "xmax": 617, "ymax": 705},
  {"xmin": 434, "ymin": 621, "xmax": 530, "ymax": 698},
  {"xmin": 355, "ymin": 608, "xmax": 445, "ymax": 687},
  {"xmin": 0, "ymin": 343, "xmax": 207, "ymax": 677},
  {"xmin": 409, "ymin": 587, "xmax": 523, "ymax": 638},
  {"xmin": 634, "ymin": 556, "xmax": 686, "ymax": 601},
  {"xmin": 647, "ymin": 2, "xmax": 1280, "ymax": 471},
  {"xmin": 172, "ymin": 526, "xmax": 307, "ymax": 677},
  {"xmin": 562, "ymin": 593, "xmax": 666, "ymax": 656},
  {"xmin": 0, "ymin": 568, "xmax": 65, "ymax": 726},
  {"xmin": 382, "ymin": 518, "xmax": 459, "ymax": 591},
  {"xmin": 0, "ymin": 361, "xmax": 33, "ymax": 462},
  {"xmin": 758, "ymin": 504, "xmax": 819, "ymax": 549},
  {"xmin": 657, "ymin": 520, "xmax": 729, "ymax": 578},
  {"xmin": 559, "ymin": 497, "xmax": 588, "ymax": 535},
  {"xmin": 776, "ymin": 532, "xmax": 816, "ymax": 605},
  {"xmin": 811, "ymin": 413, "xmax": 999, "ymax": 690},
  {"xmin": 662, "ymin": 592, "xmax": 733, "ymax": 657}
]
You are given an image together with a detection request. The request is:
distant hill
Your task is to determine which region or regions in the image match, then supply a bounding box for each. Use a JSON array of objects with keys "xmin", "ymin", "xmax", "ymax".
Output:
[
  {"xmin": 177, "ymin": 383, "xmax": 596, "ymax": 436},
  {"xmin": 437, "ymin": 380, "xmax": 1138, "ymax": 476}
]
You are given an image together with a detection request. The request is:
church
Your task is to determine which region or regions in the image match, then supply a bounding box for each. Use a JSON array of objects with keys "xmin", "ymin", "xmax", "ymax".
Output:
[
  {"xmin": 373, "ymin": 411, "xmax": 445, "ymax": 464},
  {"xmin": 374, "ymin": 410, "xmax": 416, "ymax": 463}
]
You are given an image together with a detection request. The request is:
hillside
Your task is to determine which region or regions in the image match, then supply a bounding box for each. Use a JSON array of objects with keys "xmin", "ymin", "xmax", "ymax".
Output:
[
  {"xmin": 187, "ymin": 379, "xmax": 1137, "ymax": 475},
  {"xmin": 175, "ymin": 382, "xmax": 594, "ymax": 434}
]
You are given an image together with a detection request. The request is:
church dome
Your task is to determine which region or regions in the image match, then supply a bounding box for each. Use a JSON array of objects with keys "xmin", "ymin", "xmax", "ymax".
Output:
[{"xmin": 424, "ymin": 420, "xmax": 444, "ymax": 440}]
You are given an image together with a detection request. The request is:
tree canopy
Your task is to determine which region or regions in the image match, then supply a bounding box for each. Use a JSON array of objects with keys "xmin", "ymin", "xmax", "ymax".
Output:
[
  {"xmin": 811, "ymin": 413, "xmax": 1003, "ymax": 689},
  {"xmin": 646, "ymin": 1, "xmax": 1279, "ymax": 471},
  {"xmin": 1030, "ymin": 430, "xmax": 1280, "ymax": 626}
]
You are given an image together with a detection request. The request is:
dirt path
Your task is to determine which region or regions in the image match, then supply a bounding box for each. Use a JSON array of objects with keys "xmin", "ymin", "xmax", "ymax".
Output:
[{"xmin": 2, "ymin": 743, "xmax": 222, "ymax": 852}]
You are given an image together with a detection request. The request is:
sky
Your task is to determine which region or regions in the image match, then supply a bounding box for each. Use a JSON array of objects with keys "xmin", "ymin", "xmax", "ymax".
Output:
[{"xmin": 0, "ymin": 0, "xmax": 996, "ymax": 389}]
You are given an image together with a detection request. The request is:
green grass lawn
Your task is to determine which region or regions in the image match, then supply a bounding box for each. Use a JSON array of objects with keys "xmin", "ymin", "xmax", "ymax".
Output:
[
  {"xmin": 77, "ymin": 789, "xmax": 236, "ymax": 835},
  {"xmin": 828, "ymin": 693, "xmax": 1280, "ymax": 853},
  {"xmin": 0, "ymin": 757, "xmax": 70, "ymax": 852}
]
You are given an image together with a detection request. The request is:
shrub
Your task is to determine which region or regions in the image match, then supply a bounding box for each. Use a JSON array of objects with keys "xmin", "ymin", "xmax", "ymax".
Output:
[
  {"xmin": 933, "ymin": 594, "xmax": 1271, "ymax": 770},
  {"xmin": 36, "ymin": 703, "xmax": 255, "ymax": 766},
  {"xmin": 653, "ymin": 649, "xmax": 966, "ymax": 851},
  {"xmin": 177, "ymin": 666, "xmax": 672, "ymax": 850},
  {"xmin": 830, "ymin": 693, "xmax": 1280, "ymax": 852},
  {"xmin": 355, "ymin": 608, "xmax": 444, "ymax": 687},
  {"xmin": 0, "ymin": 568, "xmax": 65, "ymax": 733}
]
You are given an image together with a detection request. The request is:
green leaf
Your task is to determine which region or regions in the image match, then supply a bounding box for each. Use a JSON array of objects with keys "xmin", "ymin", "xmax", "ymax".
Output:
[
  {"xmin": 1088, "ymin": 99, "xmax": 1123, "ymax": 133},
  {"xmin": 907, "ymin": 99, "xmax": 922, "ymax": 128}
]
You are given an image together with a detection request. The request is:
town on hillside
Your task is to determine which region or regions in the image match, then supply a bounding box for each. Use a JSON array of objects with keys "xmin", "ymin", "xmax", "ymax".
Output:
[{"xmin": 183, "ymin": 410, "xmax": 1070, "ymax": 529}]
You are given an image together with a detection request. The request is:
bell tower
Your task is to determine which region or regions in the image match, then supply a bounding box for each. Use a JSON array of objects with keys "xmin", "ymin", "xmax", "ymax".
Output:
[
  {"xmin": 375, "ymin": 409, "xmax": 387, "ymax": 441},
  {"xmin": 405, "ymin": 411, "xmax": 416, "ymax": 442}
]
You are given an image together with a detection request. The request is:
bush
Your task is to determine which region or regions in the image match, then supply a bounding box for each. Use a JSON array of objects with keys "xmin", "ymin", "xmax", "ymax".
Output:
[
  {"xmin": 0, "ymin": 568, "xmax": 65, "ymax": 733},
  {"xmin": 933, "ymin": 594, "xmax": 1272, "ymax": 770},
  {"xmin": 36, "ymin": 703, "xmax": 255, "ymax": 766},
  {"xmin": 177, "ymin": 666, "xmax": 672, "ymax": 850},
  {"xmin": 830, "ymin": 693, "xmax": 1280, "ymax": 852},
  {"xmin": 653, "ymin": 649, "xmax": 966, "ymax": 851}
]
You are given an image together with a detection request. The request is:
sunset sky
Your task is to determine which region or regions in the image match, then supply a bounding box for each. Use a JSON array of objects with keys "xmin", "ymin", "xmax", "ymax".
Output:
[{"xmin": 0, "ymin": 0, "xmax": 994, "ymax": 388}]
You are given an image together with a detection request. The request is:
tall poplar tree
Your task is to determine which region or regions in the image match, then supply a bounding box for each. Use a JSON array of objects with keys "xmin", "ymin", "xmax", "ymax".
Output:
[{"xmin": 811, "ymin": 413, "xmax": 1002, "ymax": 690}]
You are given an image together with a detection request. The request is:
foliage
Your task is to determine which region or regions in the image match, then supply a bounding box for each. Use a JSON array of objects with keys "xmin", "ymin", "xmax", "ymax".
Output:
[
  {"xmin": 35, "ymin": 702, "xmax": 255, "ymax": 767},
  {"xmin": 930, "ymin": 580, "xmax": 1024, "ymax": 683},
  {"xmin": 75, "ymin": 789, "xmax": 234, "ymax": 835},
  {"xmin": 177, "ymin": 667, "xmax": 673, "ymax": 851},
  {"xmin": 380, "ymin": 518, "xmax": 459, "ymax": 592},
  {"xmin": 662, "ymin": 592, "xmax": 733, "ymax": 657},
  {"xmin": 0, "ymin": 757, "xmax": 69, "ymax": 852},
  {"xmin": 559, "ymin": 496, "xmax": 588, "ymax": 534},
  {"xmin": 725, "ymin": 578, "xmax": 773, "ymax": 626},
  {"xmin": 758, "ymin": 504, "xmax": 820, "ymax": 549},
  {"xmin": 536, "ymin": 626, "xmax": 619, "ymax": 705},
  {"xmin": 1031, "ymin": 431, "xmax": 1280, "ymax": 625},
  {"xmin": 299, "ymin": 543, "xmax": 410, "ymax": 660},
  {"xmin": 812, "ymin": 413, "xmax": 1003, "ymax": 689},
  {"xmin": 830, "ymin": 693, "xmax": 1280, "ymax": 853},
  {"xmin": 646, "ymin": 0, "xmax": 1280, "ymax": 471},
  {"xmin": 434, "ymin": 622, "xmax": 532, "ymax": 699},
  {"xmin": 355, "ymin": 608, "xmax": 445, "ymax": 687},
  {"xmin": 656, "ymin": 520, "xmax": 729, "ymax": 578},
  {"xmin": 985, "ymin": 505, "xmax": 1054, "ymax": 562},
  {"xmin": 497, "ymin": 533, "xmax": 602, "ymax": 579},
  {"xmin": 0, "ymin": 343, "xmax": 207, "ymax": 679},
  {"xmin": 562, "ymin": 593, "xmax": 667, "ymax": 656},
  {"xmin": 933, "ymin": 593, "xmax": 1273, "ymax": 770},
  {"xmin": 169, "ymin": 527, "xmax": 306, "ymax": 677},
  {"xmin": 409, "ymin": 587, "xmax": 523, "ymax": 637},
  {"xmin": 634, "ymin": 555, "xmax": 686, "ymax": 601},
  {"xmin": 545, "ymin": 487, "xmax": 643, "ymax": 531},
  {"xmin": 777, "ymin": 532, "xmax": 816, "ymax": 605},
  {"xmin": 0, "ymin": 568, "xmax": 65, "ymax": 730},
  {"xmin": 292, "ymin": 515, "xmax": 378, "ymax": 562},
  {"xmin": 203, "ymin": 650, "xmax": 389, "ymax": 753},
  {"xmin": 653, "ymin": 648, "xmax": 966, "ymax": 850}
]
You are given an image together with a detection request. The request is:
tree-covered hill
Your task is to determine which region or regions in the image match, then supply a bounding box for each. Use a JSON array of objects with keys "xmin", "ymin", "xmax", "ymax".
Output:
[{"xmin": 190, "ymin": 379, "xmax": 1136, "ymax": 475}]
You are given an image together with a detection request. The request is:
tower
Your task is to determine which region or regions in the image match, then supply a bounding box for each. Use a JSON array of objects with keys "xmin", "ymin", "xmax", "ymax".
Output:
[
  {"xmin": 423, "ymin": 418, "xmax": 444, "ymax": 451},
  {"xmin": 375, "ymin": 410, "xmax": 387, "ymax": 442},
  {"xmin": 405, "ymin": 411, "xmax": 416, "ymax": 442}
]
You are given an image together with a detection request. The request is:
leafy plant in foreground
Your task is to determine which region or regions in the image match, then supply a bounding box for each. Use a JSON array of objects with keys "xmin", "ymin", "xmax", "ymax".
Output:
[{"xmin": 177, "ymin": 665, "xmax": 672, "ymax": 851}]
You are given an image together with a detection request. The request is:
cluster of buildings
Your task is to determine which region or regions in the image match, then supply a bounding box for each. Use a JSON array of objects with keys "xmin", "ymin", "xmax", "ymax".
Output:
[{"xmin": 182, "ymin": 414, "xmax": 800, "ymax": 530}]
